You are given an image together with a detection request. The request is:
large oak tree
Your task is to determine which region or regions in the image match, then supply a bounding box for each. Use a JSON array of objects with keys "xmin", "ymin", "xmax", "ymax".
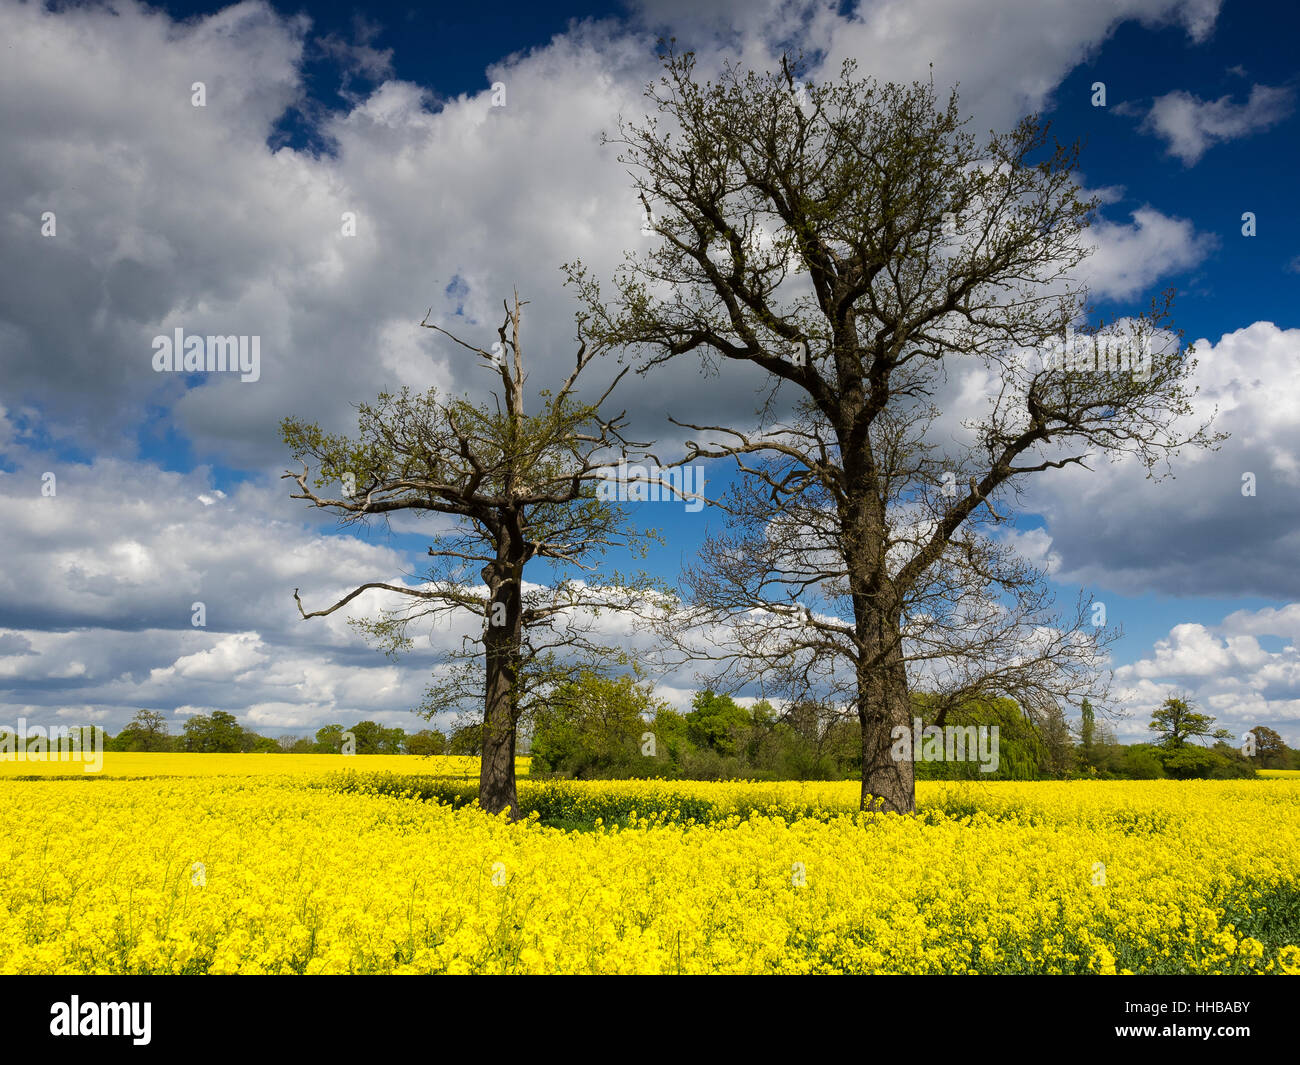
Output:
[{"xmin": 567, "ymin": 49, "xmax": 1221, "ymax": 813}]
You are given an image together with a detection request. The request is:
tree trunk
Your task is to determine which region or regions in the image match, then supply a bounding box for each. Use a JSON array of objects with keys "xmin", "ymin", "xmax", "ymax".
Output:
[
  {"xmin": 479, "ymin": 548, "xmax": 523, "ymax": 820},
  {"xmin": 858, "ymin": 630, "xmax": 915, "ymax": 814},
  {"xmin": 838, "ymin": 402, "xmax": 917, "ymax": 815}
]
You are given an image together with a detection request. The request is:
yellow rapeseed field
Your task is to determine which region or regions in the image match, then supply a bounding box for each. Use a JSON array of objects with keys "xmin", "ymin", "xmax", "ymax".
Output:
[
  {"xmin": 1, "ymin": 770, "xmax": 1297, "ymax": 975},
  {"xmin": 0, "ymin": 752, "xmax": 529, "ymax": 778}
]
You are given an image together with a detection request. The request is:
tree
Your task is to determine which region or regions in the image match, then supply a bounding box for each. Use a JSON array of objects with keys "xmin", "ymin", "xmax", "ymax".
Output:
[
  {"xmin": 1077, "ymin": 697, "xmax": 1097, "ymax": 772},
  {"xmin": 283, "ymin": 294, "xmax": 663, "ymax": 818},
  {"xmin": 567, "ymin": 47, "xmax": 1219, "ymax": 812},
  {"xmin": 685, "ymin": 690, "xmax": 751, "ymax": 756},
  {"xmin": 182, "ymin": 711, "xmax": 245, "ymax": 753},
  {"xmin": 743, "ymin": 698, "xmax": 856, "ymax": 780},
  {"xmin": 240, "ymin": 730, "xmax": 282, "ymax": 753},
  {"xmin": 1148, "ymin": 695, "xmax": 1230, "ymax": 750},
  {"xmin": 909, "ymin": 693, "xmax": 1051, "ymax": 780},
  {"xmin": 1247, "ymin": 726, "xmax": 1289, "ymax": 769},
  {"xmin": 407, "ymin": 729, "xmax": 447, "ymax": 756},
  {"xmin": 1036, "ymin": 700, "xmax": 1074, "ymax": 778},
  {"xmin": 114, "ymin": 709, "xmax": 172, "ymax": 752},
  {"xmin": 348, "ymin": 720, "xmax": 407, "ymax": 754},
  {"xmin": 447, "ymin": 724, "xmax": 482, "ymax": 756},
  {"xmin": 784, "ymin": 699, "xmax": 827, "ymax": 746},
  {"xmin": 530, "ymin": 669, "xmax": 668, "ymax": 777},
  {"xmin": 313, "ymin": 724, "xmax": 347, "ymax": 753},
  {"xmin": 1161, "ymin": 741, "xmax": 1254, "ymax": 780},
  {"xmin": 1119, "ymin": 744, "xmax": 1165, "ymax": 779},
  {"xmin": 647, "ymin": 706, "xmax": 693, "ymax": 772}
]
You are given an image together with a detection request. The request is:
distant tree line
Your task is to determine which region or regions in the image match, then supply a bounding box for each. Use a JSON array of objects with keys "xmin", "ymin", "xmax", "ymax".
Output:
[
  {"xmin": 525, "ymin": 673, "xmax": 1072, "ymax": 781},
  {"xmin": 66, "ymin": 693, "xmax": 1300, "ymax": 782},
  {"xmin": 100, "ymin": 709, "xmax": 474, "ymax": 756},
  {"xmin": 526, "ymin": 678, "xmax": 1300, "ymax": 782},
  {"xmin": 1073, "ymin": 696, "xmax": 1296, "ymax": 779}
]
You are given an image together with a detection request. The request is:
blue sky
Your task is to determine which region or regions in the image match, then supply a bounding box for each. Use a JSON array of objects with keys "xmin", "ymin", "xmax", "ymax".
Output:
[{"xmin": 2, "ymin": 0, "xmax": 1298, "ymax": 745}]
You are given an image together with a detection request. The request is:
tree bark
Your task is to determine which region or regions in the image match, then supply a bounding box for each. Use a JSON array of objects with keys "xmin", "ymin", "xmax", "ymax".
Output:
[
  {"xmin": 479, "ymin": 537, "xmax": 524, "ymax": 820},
  {"xmin": 858, "ymin": 631, "xmax": 915, "ymax": 814},
  {"xmin": 840, "ymin": 414, "xmax": 917, "ymax": 815}
]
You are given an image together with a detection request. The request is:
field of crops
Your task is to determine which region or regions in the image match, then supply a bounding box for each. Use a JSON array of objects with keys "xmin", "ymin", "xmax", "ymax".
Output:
[
  {"xmin": 0, "ymin": 752, "xmax": 530, "ymax": 778},
  {"xmin": 2, "ymin": 764, "xmax": 1298, "ymax": 974}
]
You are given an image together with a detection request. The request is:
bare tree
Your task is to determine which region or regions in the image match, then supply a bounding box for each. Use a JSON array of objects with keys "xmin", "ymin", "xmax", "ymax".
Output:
[
  {"xmin": 665, "ymin": 410, "xmax": 1117, "ymax": 767},
  {"xmin": 281, "ymin": 293, "xmax": 662, "ymax": 818},
  {"xmin": 567, "ymin": 48, "xmax": 1222, "ymax": 813}
]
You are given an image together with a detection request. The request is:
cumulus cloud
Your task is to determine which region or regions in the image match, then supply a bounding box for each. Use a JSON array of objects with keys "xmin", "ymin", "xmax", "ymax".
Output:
[
  {"xmin": 634, "ymin": 0, "xmax": 1223, "ymax": 129},
  {"xmin": 1006, "ymin": 322, "xmax": 1300, "ymax": 600},
  {"xmin": 314, "ymin": 14, "xmax": 396, "ymax": 89},
  {"xmin": 998, "ymin": 527, "xmax": 1062, "ymax": 576},
  {"xmin": 0, "ymin": 434, "xmax": 668, "ymax": 736},
  {"xmin": 11, "ymin": 0, "xmax": 1291, "ymax": 743},
  {"xmin": 0, "ymin": 0, "xmax": 1231, "ymax": 467},
  {"xmin": 0, "ymin": 0, "xmax": 665, "ymax": 464},
  {"xmin": 1080, "ymin": 207, "xmax": 1215, "ymax": 301},
  {"xmin": 1137, "ymin": 84, "xmax": 1294, "ymax": 165},
  {"xmin": 1113, "ymin": 608, "xmax": 1300, "ymax": 745}
]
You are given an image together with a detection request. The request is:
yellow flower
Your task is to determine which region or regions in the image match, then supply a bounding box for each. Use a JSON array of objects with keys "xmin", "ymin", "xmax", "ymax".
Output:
[{"xmin": 0, "ymin": 772, "xmax": 1296, "ymax": 974}]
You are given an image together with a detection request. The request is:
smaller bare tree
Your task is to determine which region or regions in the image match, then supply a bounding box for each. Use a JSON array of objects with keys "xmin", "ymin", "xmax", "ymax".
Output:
[{"xmin": 282, "ymin": 293, "xmax": 664, "ymax": 818}]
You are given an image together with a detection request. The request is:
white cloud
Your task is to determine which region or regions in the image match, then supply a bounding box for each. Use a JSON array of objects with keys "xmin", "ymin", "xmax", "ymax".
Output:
[
  {"xmin": 0, "ymin": 438, "xmax": 673, "ymax": 735},
  {"xmin": 632, "ymin": 0, "xmax": 1223, "ymax": 129},
  {"xmin": 0, "ymin": 0, "xmax": 1232, "ymax": 466},
  {"xmin": 1012, "ymin": 322, "xmax": 1300, "ymax": 599},
  {"xmin": 1138, "ymin": 84, "xmax": 1294, "ymax": 165},
  {"xmin": 13, "ymin": 0, "xmax": 1296, "ymax": 745},
  {"xmin": 150, "ymin": 633, "xmax": 271, "ymax": 683},
  {"xmin": 1081, "ymin": 207, "xmax": 1215, "ymax": 301},
  {"xmin": 1113, "ymin": 608, "xmax": 1300, "ymax": 745},
  {"xmin": 998, "ymin": 527, "xmax": 1062, "ymax": 575}
]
